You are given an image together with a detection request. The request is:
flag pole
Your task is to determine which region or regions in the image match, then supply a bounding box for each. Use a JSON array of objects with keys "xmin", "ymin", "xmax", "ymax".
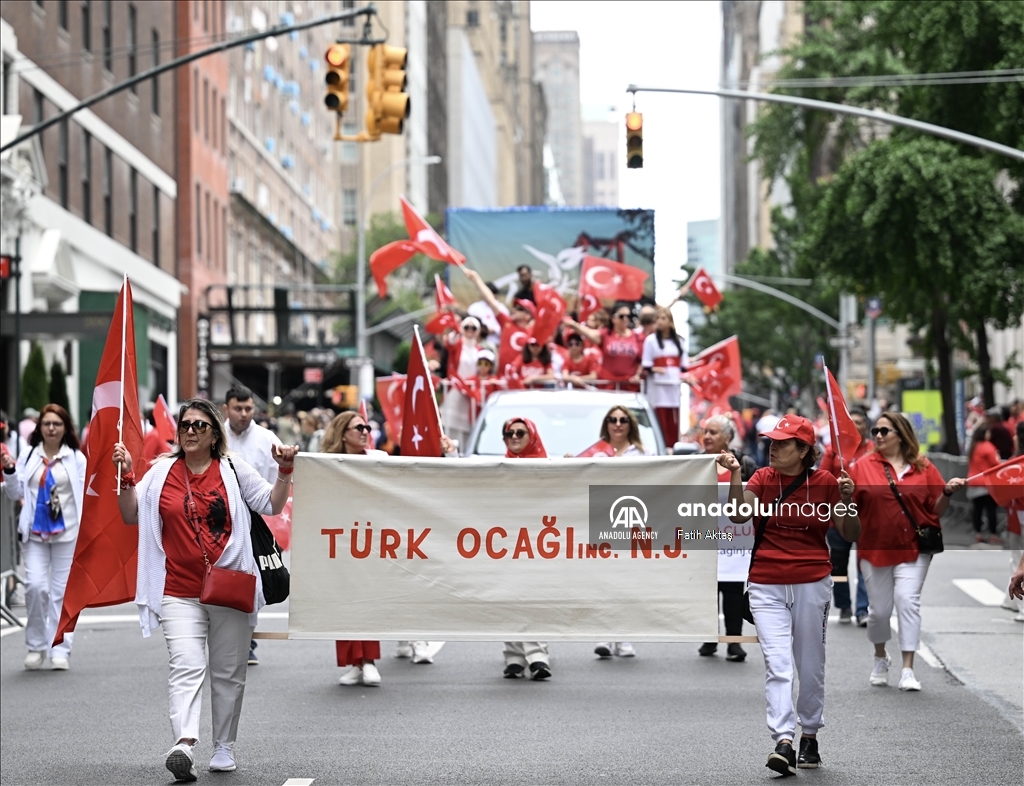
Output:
[
  {"xmin": 116, "ymin": 275, "xmax": 128, "ymax": 495},
  {"xmin": 413, "ymin": 324, "xmax": 446, "ymax": 440},
  {"xmin": 824, "ymin": 365, "xmax": 845, "ymax": 472}
]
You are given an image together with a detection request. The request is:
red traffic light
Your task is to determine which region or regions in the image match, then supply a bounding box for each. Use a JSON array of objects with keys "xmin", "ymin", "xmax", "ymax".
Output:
[
  {"xmin": 326, "ymin": 45, "xmax": 348, "ymax": 67},
  {"xmin": 625, "ymin": 112, "xmax": 643, "ymax": 131}
]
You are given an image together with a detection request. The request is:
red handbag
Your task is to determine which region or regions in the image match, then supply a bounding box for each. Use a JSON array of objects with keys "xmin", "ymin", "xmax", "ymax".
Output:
[{"xmin": 184, "ymin": 462, "xmax": 255, "ymax": 613}]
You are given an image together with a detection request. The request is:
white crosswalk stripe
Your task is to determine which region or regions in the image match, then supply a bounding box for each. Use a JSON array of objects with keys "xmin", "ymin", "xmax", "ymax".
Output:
[
  {"xmin": 282, "ymin": 779, "xmax": 315, "ymax": 785},
  {"xmin": 953, "ymin": 578, "xmax": 1007, "ymax": 606}
]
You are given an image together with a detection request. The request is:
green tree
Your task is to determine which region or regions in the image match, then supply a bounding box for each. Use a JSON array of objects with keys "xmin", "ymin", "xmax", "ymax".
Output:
[
  {"xmin": 48, "ymin": 359, "xmax": 71, "ymax": 415},
  {"xmin": 392, "ymin": 340, "xmax": 411, "ymax": 375},
  {"xmin": 21, "ymin": 342, "xmax": 49, "ymax": 413}
]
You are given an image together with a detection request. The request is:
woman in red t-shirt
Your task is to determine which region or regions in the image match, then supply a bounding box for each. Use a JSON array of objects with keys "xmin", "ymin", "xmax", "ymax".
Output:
[
  {"xmin": 564, "ymin": 305, "xmax": 644, "ymax": 389},
  {"xmin": 851, "ymin": 413, "xmax": 966, "ymax": 694},
  {"xmin": 967, "ymin": 425, "xmax": 1001, "ymax": 544},
  {"xmin": 562, "ymin": 332, "xmax": 599, "ymax": 386},
  {"xmin": 511, "ymin": 339, "xmax": 558, "ymax": 387},
  {"xmin": 718, "ymin": 415, "xmax": 859, "ymax": 776}
]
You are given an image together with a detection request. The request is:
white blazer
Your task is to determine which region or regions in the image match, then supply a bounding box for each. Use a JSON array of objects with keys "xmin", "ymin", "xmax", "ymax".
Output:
[{"xmin": 2, "ymin": 443, "xmax": 87, "ymax": 543}]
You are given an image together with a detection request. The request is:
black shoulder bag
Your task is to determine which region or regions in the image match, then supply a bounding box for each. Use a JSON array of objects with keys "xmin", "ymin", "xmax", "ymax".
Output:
[
  {"xmin": 226, "ymin": 458, "xmax": 291, "ymax": 605},
  {"xmin": 741, "ymin": 470, "xmax": 810, "ymax": 623},
  {"xmin": 882, "ymin": 464, "xmax": 944, "ymax": 556}
]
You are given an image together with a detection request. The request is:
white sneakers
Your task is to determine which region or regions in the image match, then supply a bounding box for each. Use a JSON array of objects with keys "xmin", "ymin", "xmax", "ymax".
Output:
[
  {"xmin": 24, "ymin": 652, "xmax": 44, "ymax": 670},
  {"xmin": 595, "ymin": 642, "xmax": 636, "ymax": 658},
  {"xmin": 50, "ymin": 657, "xmax": 69, "ymax": 671},
  {"xmin": 209, "ymin": 743, "xmax": 236, "ymax": 772},
  {"xmin": 411, "ymin": 642, "xmax": 433, "ymax": 664},
  {"xmin": 614, "ymin": 642, "xmax": 636, "ymax": 657},
  {"xmin": 339, "ymin": 663, "xmax": 381, "ymax": 686},
  {"xmin": 394, "ymin": 642, "xmax": 414, "ymax": 659},
  {"xmin": 869, "ymin": 654, "xmax": 891, "ymax": 686},
  {"xmin": 165, "ymin": 742, "xmax": 198, "ymax": 782},
  {"xmin": 898, "ymin": 668, "xmax": 922, "ymax": 691}
]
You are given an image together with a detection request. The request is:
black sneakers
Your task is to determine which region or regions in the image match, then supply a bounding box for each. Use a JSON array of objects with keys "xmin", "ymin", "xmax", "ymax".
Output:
[
  {"xmin": 766, "ymin": 741, "xmax": 797, "ymax": 777},
  {"xmin": 797, "ymin": 736, "xmax": 821, "ymax": 769},
  {"xmin": 726, "ymin": 643, "xmax": 747, "ymax": 662},
  {"xmin": 529, "ymin": 662, "xmax": 551, "ymax": 681},
  {"xmin": 503, "ymin": 663, "xmax": 525, "ymax": 679},
  {"xmin": 698, "ymin": 643, "xmax": 718, "ymax": 656}
]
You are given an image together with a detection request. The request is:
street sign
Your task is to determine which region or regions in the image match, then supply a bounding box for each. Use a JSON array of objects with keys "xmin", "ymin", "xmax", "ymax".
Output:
[
  {"xmin": 828, "ymin": 335, "xmax": 859, "ymax": 349},
  {"xmin": 303, "ymin": 351, "xmax": 334, "ymax": 365},
  {"xmin": 303, "ymin": 367, "xmax": 324, "ymax": 384},
  {"xmin": 344, "ymin": 356, "xmax": 373, "ymax": 369},
  {"xmin": 865, "ymin": 297, "xmax": 882, "ymax": 320}
]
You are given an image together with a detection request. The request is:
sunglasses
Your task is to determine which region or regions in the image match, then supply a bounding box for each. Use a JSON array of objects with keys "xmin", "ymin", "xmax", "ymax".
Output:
[
  {"xmin": 463, "ymin": 325, "xmax": 479, "ymax": 332},
  {"xmin": 607, "ymin": 416, "xmax": 630, "ymax": 426},
  {"xmin": 503, "ymin": 429, "xmax": 528, "ymax": 440},
  {"xmin": 613, "ymin": 313, "xmax": 632, "ymax": 320},
  {"xmin": 178, "ymin": 419, "xmax": 212, "ymax": 434},
  {"xmin": 347, "ymin": 424, "xmax": 371, "ymax": 434},
  {"xmin": 871, "ymin": 426, "xmax": 894, "ymax": 438}
]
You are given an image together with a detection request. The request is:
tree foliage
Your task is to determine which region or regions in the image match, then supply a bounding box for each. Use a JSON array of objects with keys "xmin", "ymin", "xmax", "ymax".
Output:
[
  {"xmin": 48, "ymin": 359, "xmax": 71, "ymax": 416},
  {"xmin": 21, "ymin": 342, "xmax": 49, "ymax": 413}
]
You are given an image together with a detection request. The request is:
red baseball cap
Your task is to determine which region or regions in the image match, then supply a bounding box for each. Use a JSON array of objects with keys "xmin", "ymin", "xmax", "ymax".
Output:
[{"xmin": 760, "ymin": 414, "xmax": 815, "ymax": 444}]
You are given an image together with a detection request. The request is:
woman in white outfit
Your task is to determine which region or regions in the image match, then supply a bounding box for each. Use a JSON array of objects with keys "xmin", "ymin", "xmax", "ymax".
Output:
[
  {"xmin": 439, "ymin": 317, "xmax": 483, "ymax": 451},
  {"xmin": 114, "ymin": 397, "xmax": 297, "ymax": 782},
  {"xmin": 641, "ymin": 307, "xmax": 686, "ymax": 445},
  {"xmin": 1, "ymin": 404, "xmax": 86, "ymax": 671}
]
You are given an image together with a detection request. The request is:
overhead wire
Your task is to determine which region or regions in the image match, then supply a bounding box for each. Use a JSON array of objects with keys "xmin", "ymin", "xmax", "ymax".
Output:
[{"xmin": 724, "ymin": 68, "xmax": 1024, "ymax": 89}]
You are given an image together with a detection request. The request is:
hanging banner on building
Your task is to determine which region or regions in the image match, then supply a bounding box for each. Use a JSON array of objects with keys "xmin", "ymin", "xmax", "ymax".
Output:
[
  {"xmin": 289, "ymin": 454, "xmax": 720, "ymax": 641},
  {"xmin": 444, "ymin": 207, "xmax": 655, "ymax": 307}
]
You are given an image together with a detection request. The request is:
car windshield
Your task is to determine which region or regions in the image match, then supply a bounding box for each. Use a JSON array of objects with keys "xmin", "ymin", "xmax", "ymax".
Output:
[{"xmin": 472, "ymin": 397, "xmax": 660, "ymax": 457}]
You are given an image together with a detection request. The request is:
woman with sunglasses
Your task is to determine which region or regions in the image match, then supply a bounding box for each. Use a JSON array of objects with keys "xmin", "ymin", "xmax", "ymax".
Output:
[
  {"xmin": 500, "ymin": 418, "xmax": 553, "ymax": 680},
  {"xmin": 564, "ymin": 303, "xmax": 644, "ymax": 390},
  {"xmin": 848, "ymin": 412, "xmax": 965, "ymax": 693},
  {"xmin": 2, "ymin": 404, "xmax": 86, "ymax": 672},
  {"xmin": 718, "ymin": 415, "xmax": 860, "ymax": 775},
  {"xmin": 113, "ymin": 398, "xmax": 297, "ymax": 780},
  {"xmin": 440, "ymin": 316, "xmax": 484, "ymax": 452},
  {"xmin": 562, "ymin": 332, "xmax": 599, "ymax": 387},
  {"xmin": 512, "ymin": 338, "xmax": 558, "ymax": 387},
  {"xmin": 641, "ymin": 307, "xmax": 687, "ymax": 445}
]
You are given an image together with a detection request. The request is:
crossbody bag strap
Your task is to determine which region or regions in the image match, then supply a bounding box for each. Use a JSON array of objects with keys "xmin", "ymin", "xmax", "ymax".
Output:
[
  {"xmin": 747, "ymin": 469, "xmax": 810, "ymax": 573},
  {"xmin": 882, "ymin": 463, "xmax": 919, "ymax": 532},
  {"xmin": 181, "ymin": 461, "xmax": 210, "ymax": 567}
]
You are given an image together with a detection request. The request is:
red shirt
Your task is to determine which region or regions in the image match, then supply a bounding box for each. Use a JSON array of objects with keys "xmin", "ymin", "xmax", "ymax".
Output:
[
  {"xmin": 160, "ymin": 459, "xmax": 234, "ymax": 598},
  {"xmin": 850, "ymin": 452, "xmax": 945, "ymax": 567},
  {"xmin": 745, "ymin": 468, "xmax": 839, "ymax": 585},
  {"xmin": 512, "ymin": 356, "xmax": 552, "ymax": 383},
  {"xmin": 597, "ymin": 329, "xmax": 644, "ymax": 380},
  {"xmin": 564, "ymin": 352, "xmax": 598, "ymax": 376},
  {"xmin": 967, "ymin": 441, "xmax": 1000, "ymax": 485},
  {"xmin": 818, "ymin": 440, "xmax": 872, "ymax": 477}
]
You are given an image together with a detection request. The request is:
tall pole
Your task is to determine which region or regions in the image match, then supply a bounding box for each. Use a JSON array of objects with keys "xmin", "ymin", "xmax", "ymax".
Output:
[
  {"xmin": 866, "ymin": 314, "xmax": 877, "ymax": 404},
  {"xmin": 354, "ymin": 155, "xmax": 441, "ymax": 402},
  {"xmin": 12, "ymin": 237, "xmax": 21, "ymax": 456}
]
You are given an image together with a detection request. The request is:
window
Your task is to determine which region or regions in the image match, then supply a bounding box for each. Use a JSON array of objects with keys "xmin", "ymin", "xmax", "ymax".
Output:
[
  {"xmin": 82, "ymin": 130, "xmax": 91, "ymax": 223},
  {"xmin": 151, "ymin": 30, "xmax": 159, "ymax": 115},
  {"xmin": 341, "ymin": 123, "xmax": 358, "ymax": 162},
  {"xmin": 81, "ymin": 1, "xmax": 91, "ymax": 50},
  {"xmin": 211, "ymin": 88, "xmax": 217, "ymax": 148},
  {"xmin": 203, "ymin": 78, "xmax": 209, "ymax": 141},
  {"xmin": 128, "ymin": 168, "xmax": 137, "ymax": 252},
  {"xmin": 595, "ymin": 151, "xmax": 604, "ymax": 180},
  {"xmin": 103, "ymin": 148, "xmax": 112, "ymax": 236},
  {"xmin": 341, "ymin": 0, "xmax": 354, "ymax": 26},
  {"xmin": 195, "ymin": 184, "xmax": 202, "ymax": 255},
  {"xmin": 212, "ymin": 198, "xmax": 219, "ymax": 269},
  {"xmin": 193, "ymin": 70, "xmax": 199, "ymax": 132},
  {"xmin": 203, "ymin": 0, "xmax": 208, "ymax": 32},
  {"xmin": 59, "ymin": 0, "xmax": 68, "ymax": 30},
  {"xmin": 205, "ymin": 190, "xmax": 211, "ymax": 261},
  {"xmin": 32, "ymin": 89, "xmax": 44, "ymax": 157},
  {"xmin": 467, "ymin": 9, "xmax": 479, "ymax": 27},
  {"xmin": 102, "ymin": 0, "xmax": 111, "ymax": 71},
  {"xmin": 128, "ymin": 5, "xmax": 136, "ymax": 92},
  {"xmin": 221, "ymin": 97, "xmax": 226, "ymax": 154},
  {"xmin": 150, "ymin": 340, "xmax": 168, "ymax": 400},
  {"xmin": 58, "ymin": 118, "xmax": 68, "ymax": 208},
  {"xmin": 342, "ymin": 189, "xmax": 357, "ymax": 226},
  {"xmin": 152, "ymin": 185, "xmax": 159, "ymax": 266}
]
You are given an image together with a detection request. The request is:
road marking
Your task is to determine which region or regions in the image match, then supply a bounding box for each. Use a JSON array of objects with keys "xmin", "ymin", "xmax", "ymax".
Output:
[
  {"xmin": 1, "ymin": 610, "xmax": 291, "ymax": 637},
  {"xmin": 953, "ymin": 579, "xmax": 1007, "ymax": 606},
  {"xmin": 282, "ymin": 779, "xmax": 315, "ymax": 785}
]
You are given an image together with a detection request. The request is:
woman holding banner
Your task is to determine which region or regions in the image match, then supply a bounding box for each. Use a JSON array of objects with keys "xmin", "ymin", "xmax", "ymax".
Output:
[
  {"xmin": 849, "ymin": 412, "xmax": 965, "ymax": 692},
  {"xmin": 718, "ymin": 414, "xmax": 860, "ymax": 775},
  {"xmin": 641, "ymin": 307, "xmax": 686, "ymax": 445},
  {"xmin": 2, "ymin": 404, "xmax": 86, "ymax": 672},
  {"xmin": 113, "ymin": 397, "xmax": 297, "ymax": 780},
  {"xmin": 500, "ymin": 417, "xmax": 553, "ymax": 680}
]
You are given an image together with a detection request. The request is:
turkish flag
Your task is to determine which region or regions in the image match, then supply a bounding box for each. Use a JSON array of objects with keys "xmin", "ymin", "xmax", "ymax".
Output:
[
  {"xmin": 824, "ymin": 367, "xmax": 862, "ymax": 468},
  {"xmin": 263, "ymin": 495, "xmax": 293, "ymax": 551},
  {"xmin": 577, "ymin": 439, "xmax": 615, "ymax": 458},
  {"xmin": 685, "ymin": 336, "xmax": 742, "ymax": 407},
  {"xmin": 499, "ymin": 324, "xmax": 530, "ymax": 374},
  {"xmin": 369, "ymin": 240, "xmax": 422, "ymax": 298},
  {"xmin": 153, "ymin": 394, "xmax": 177, "ymax": 443},
  {"xmin": 578, "ymin": 291, "xmax": 601, "ymax": 324},
  {"xmin": 424, "ymin": 274, "xmax": 461, "ymax": 335},
  {"xmin": 358, "ymin": 398, "xmax": 369, "ymax": 422},
  {"xmin": 401, "ymin": 330, "xmax": 444, "ymax": 457},
  {"xmin": 687, "ymin": 267, "xmax": 722, "ymax": 309},
  {"xmin": 55, "ymin": 279, "xmax": 145, "ymax": 645},
  {"xmin": 376, "ymin": 375, "xmax": 407, "ymax": 442},
  {"xmin": 969, "ymin": 456, "xmax": 1024, "ymax": 506},
  {"xmin": 578, "ymin": 255, "xmax": 648, "ymax": 303},
  {"xmin": 401, "ymin": 197, "xmax": 466, "ymax": 267},
  {"xmin": 531, "ymin": 282, "xmax": 567, "ymax": 344}
]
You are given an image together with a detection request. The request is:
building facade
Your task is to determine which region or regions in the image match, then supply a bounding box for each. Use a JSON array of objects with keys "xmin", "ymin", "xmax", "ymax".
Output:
[
  {"xmin": 581, "ymin": 115, "xmax": 618, "ymax": 207},
  {"xmin": 532, "ymin": 30, "xmax": 581, "ymax": 206}
]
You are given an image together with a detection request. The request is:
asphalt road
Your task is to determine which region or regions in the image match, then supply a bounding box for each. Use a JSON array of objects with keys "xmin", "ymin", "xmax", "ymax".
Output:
[{"xmin": 1, "ymin": 548, "xmax": 1021, "ymax": 786}]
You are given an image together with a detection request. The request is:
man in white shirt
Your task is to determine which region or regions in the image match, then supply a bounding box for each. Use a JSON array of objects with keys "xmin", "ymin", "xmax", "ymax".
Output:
[{"xmin": 223, "ymin": 385, "xmax": 283, "ymax": 665}]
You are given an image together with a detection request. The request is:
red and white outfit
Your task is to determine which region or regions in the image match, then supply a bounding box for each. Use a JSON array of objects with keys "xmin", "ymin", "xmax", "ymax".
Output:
[
  {"xmin": 563, "ymin": 351, "xmax": 599, "ymax": 380},
  {"xmin": 596, "ymin": 328, "xmax": 644, "ymax": 388},
  {"xmin": 746, "ymin": 465, "xmax": 839, "ymax": 743},
  {"xmin": 440, "ymin": 333, "xmax": 481, "ymax": 449},
  {"xmin": 850, "ymin": 453, "xmax": 944, "ymax": 654},
  {"xmin": 641, "ymin": 333, "xmax": 686, "ymax": 445}
]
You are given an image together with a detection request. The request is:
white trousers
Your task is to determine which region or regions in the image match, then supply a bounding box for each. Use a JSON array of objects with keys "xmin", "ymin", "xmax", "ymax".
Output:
[
  {"xmin": 861, "ymin": 554, "xmax": 931, "ymax": 652},
  {"xmin": 503, "ymin": 641, "xmax": 549, "ymax": 667},
  {"xmin": 160, "ymin": 596, "xmax": 254, "ymax": 746},
  {"xmin": 23, "ymin": 538, "xmax": 76, "ymax": 659},
  {"xmin": 749, "ymin": 577, "xmax": 831, "ymax": 742}
]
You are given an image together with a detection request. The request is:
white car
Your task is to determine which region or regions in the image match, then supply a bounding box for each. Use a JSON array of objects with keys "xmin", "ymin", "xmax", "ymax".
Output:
[{"xmin": 464, "ymin": 388, "xmax": 668, "ymax": 457}]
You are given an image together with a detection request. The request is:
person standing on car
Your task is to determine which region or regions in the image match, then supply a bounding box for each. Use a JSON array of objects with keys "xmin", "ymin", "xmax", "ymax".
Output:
[
  {"xmin": 641, "ymin": 307, "xmax": 687, "ymax": 445},
  {"xmin": 563, "ymin": 305, "xmax": 644, "ymax": 391}
]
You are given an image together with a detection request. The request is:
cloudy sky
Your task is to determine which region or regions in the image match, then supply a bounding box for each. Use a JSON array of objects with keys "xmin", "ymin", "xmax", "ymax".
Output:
[{"xmin": 530, "ymin": 1, "xmax": 723, "ymax": 301}]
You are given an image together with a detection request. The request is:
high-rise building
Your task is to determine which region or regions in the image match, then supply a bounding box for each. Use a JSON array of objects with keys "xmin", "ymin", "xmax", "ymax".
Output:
[
  {"xmin": 686, "ymin": 219, "xmax": 720, "ymax": 277},
  {"xmin": 532, "ymin": 30, "xmax": 581, "ymax": 206},
  {"xmin": 1, "ymin": 3, "xmax": 181, "ymax": 424},
  {"xmin": 581, "ymin": 112, "xmax": 618, "ymax": 207}
]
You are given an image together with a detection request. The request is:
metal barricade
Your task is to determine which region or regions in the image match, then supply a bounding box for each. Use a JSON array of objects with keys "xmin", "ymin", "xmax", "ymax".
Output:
[{"xmin": 0, "ymin": 490, "xmax": 23, "ymax": 626}]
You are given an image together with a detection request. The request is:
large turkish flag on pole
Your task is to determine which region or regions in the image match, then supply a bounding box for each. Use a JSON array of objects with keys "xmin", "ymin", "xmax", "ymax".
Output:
[
  {"xmin": 400, "ymin": 327, "xmax": 444, "ymax": 457},
  {"xmin": 687, "ymin": 267, "xmax": 723, "ymax": 310},
  {"xmin": 55, "ymin": 277, "xmax": 145, "ymax": 645},
  {"xmin": 578, "ymin": 255, "xmax": 648, "ymax": 303},
  {"xmin": 424, "ymin": 274, "xmax": 461, "ymax": 335},
  {"xmin": 824, "ymin": 366, "xmax": 862, "ymax": 470},
  {"xmin": 685, "ymin": 336, "xmax": 742, "ymax": 407}
]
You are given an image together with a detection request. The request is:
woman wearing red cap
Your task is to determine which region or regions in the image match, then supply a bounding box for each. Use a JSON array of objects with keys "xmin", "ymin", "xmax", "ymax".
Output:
[
  {"xmin": 849, "ymin": 412, "xmax": 965, "ymax": 692},
  {"xmin": 499, "ymin": 417, "xmax": 552, "ymax": 680},
  {"xmin": 718, "ymin": 414, "xmax": 860, "ymax": 776}
]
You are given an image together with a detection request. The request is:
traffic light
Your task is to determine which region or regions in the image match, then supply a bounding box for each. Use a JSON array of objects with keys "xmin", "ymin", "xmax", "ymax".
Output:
[
  {"xmin": 365, "ymin": 44, "xmax": 409, "ymax": 136},
  {"xmin": 626, "ymin": 112, "xmax": 643, "ymax": 168},
  {"xmin": 324, "ymin": 44, "xmax": 350, "ymax": 114}
]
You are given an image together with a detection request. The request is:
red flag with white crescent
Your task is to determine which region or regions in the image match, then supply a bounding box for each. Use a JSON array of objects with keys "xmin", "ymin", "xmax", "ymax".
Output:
[
  {"xmin": 55, "ymin": 279, "xmax": 145, "ymax": 645},
  {"xmin": 424, "ymin": 275, "xmax": 461, "ymax": 335},
  {"xmin": 400, "ymin": 197, "xmax": 466, "ymax": 267},
  {"xmin": 578, "ymin": 255, "xmax": 648, "ymax": 303},
  {"xmin": 154, "ymin": 394, "xmax": 177, "ymax": 443},
  {"xmin": 369, "ymin": 240, "xmax": 421, "ymax": 298},
  {"xmin": 531, "ymin": 282, "xmax": 567, "ymax": 345},
  {"xmin": 498, "ymin": 324, "xmax": 531, "ymax": 375},
  {"xmin": 400, "ymin": 329, "xmax": 444, "ymax": 457},
  {"xmin": 824, "ymin": 367, "xmax": 862, "ymax": 468},
  {"xmin": 376, "ymin": 375, "xmax": 407, "ymax": 443},
  {"xmin": 968, "ymin": 456, "xmax": 1024, "ymax": 506},
  {"xmin": 577, "ymin": 439, "xmax": 615, "ymax": 458},
  {"xmin": 687, "ymin": 267, "xmax": 723, "ymax": 309},
  {"xmin": 684, "ymin": 336, "xmax": 742, "ymax": 407}
]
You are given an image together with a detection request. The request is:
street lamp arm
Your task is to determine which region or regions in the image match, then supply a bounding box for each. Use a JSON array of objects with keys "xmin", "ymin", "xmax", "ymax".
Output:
[
  {"xmin": 717, "ymin": 273, "xmax": 842, "ymax": 330},
  {"xmin": 626, "ymin": 85, "xmax": 1024, "ymax": 162}
]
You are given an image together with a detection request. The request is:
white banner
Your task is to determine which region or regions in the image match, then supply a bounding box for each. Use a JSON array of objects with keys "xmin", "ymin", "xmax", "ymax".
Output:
[{"xmin": 289, "ymin": 454, "xmax": 720, "ymax": 641}]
